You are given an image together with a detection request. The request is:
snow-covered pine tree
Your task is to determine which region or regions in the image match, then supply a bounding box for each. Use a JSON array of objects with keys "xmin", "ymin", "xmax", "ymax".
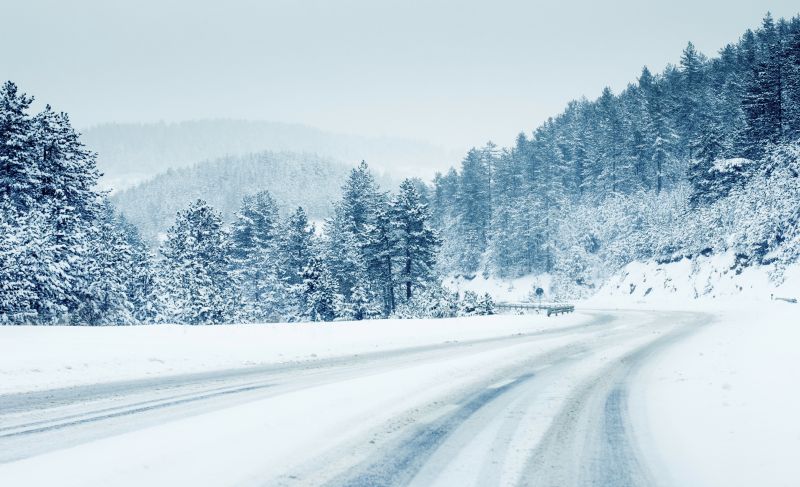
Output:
[
  {"xmin": 363, "ymin": 194, "xmax": 399, "ymax": 315},
  {"xmin": 391, "ymin": 179, "xmax": 440, "ymax": 304},
  {"xmin": 71, "ymin": 201, "xmax": 135, "ymax": 325},
  {"xmin": 638, "ymin": 66, "xmax": 679, "ymax": 194},
  {"xmin": 476, "ymin": 293, "xmax": 496, "ymax": 315},
  {"xmin": 689, "ymin": 112, "xmax": 733, "ymax": 207},
  {"xmin": 321, "ymin": 160, "xmax": 391, "ymax": 319},
  {"xmin": 677, "ymin": 42, "xmax": 709, "ymax": 161},
  {"xmin": 300, "ymin": 255, "xmax": 341, "ymax": 322},
  {"xmin": 277, "ymin": 207, "xmax": 315, "ymax": 286},
  {"xmin": 0, "ymin": 82, "xmax": 39, "ymax": 212},
  {"xmin": 742, "ymin": 14, "xmax": 786, "ymax": 159},
  {"xmin": 229, "ymin": 191, "xmax": 284, "ymax": 322},
  {"xmin": 276, "ymin": 207, "xmax": 316, "ymax": 320},
  {"xmin": 116, "ymin": 214, "xmax": 161, "ymax": 323},
  {"xmin": 596, "ymin": 86, "xmax": 634, "ymax": 196},
  {"xmin": 323, "ymin": 208, "xmax": 364, "ymax": 305},
  {"xmin": 0, "ymin": 82, "xmax": 138, "ymax": 324},
  {"xmin": 342, "ymin": 283, "xmax": 381, "ymax": 321},
  {"xmin": 159, "ymin": 200, "xmax": 237, "ymax": 325},
  {"xmin": 785, "ymin": 23, "xmax": 800, "ymax": 139},
  {"xmin": 0, "ymin": 201, "xmax": 47, "ymax": 323},
  {"xmin": 458, "ymin": 290, "xmax": 479, "ymax": 316},
  {"xmin": 453, "ymin": 147, "xmax": 492, "ymax": 273}
]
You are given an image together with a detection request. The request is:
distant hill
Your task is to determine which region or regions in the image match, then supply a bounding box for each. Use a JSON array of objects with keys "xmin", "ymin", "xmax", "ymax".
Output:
[
  {"xmin": 83, "ymin": 120, "xmax": 451, "ymax": 191},
  {"xmin": 111, "ymin": 151, "xmax": 360, "ymax": 244}
]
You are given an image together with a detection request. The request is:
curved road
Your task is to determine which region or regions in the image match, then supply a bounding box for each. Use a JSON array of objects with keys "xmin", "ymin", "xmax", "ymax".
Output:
[{"xmin": 0, "ymin": 310, "xmax": 706, "ymax": 486}]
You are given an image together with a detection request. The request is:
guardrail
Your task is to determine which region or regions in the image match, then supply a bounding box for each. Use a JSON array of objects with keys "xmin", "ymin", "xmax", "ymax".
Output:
[{"xmin": 495, "ymin": 302, "xmax": 576, "ymax": 317}]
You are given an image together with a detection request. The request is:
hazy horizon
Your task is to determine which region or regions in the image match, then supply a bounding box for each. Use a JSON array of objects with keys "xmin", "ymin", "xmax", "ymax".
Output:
[{"xmin": 5, "ymin": 1, "xmax": 799, "ymax": 157}]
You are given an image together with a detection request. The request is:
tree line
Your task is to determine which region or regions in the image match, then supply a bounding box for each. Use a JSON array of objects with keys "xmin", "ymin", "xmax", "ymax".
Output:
[
  {"xmin": 0, "ymin": 81, "xmax": 495, "ymax": 324},
  {"xmin": 432, "ymin": 13, "xmax": 800, "ymax": 293},
  {"xmin": 155, "ymin": 165, "xmax": 442, "ymax": 324},
  {"xmin": 3, "ymin": 13, "xmax": 797, "ymax": 319}
]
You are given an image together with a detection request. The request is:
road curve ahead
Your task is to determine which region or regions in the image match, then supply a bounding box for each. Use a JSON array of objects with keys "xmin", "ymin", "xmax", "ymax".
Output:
[{"xmin": 0, "ymin": 310, "xmax": 705, "ymax": 487}]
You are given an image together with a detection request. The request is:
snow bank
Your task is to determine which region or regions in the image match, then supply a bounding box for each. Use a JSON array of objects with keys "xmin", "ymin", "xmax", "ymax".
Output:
[
  {"xmin": 589, "ymin": 251, "xmax": 800, "ymax": 307},
  {"xmin": 631, "ymin": 305, "xmax": 800, "ymax": 487},
  {"xmin": 0, "ymin": 313, "xmax": 590, "ymax": 395},
  {"xmin": 443, "ymin": 273, "xmax": 553, "ymax": 302}
]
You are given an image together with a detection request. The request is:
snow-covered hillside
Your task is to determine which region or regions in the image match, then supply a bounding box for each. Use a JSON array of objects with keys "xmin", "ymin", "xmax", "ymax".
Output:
[
  {"xmin": 443, "ymin": 274, "xmax": 553, "ymax": 303},
  {"xmin": 591, "ymin": 251, "xmax": 800, "ymax": 305}
]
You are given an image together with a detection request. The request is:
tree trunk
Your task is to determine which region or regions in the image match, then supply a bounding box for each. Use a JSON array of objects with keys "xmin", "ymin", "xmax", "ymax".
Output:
[{"xmin": 405, "ymin": 249, "xmax": 412, "ymax": 300}]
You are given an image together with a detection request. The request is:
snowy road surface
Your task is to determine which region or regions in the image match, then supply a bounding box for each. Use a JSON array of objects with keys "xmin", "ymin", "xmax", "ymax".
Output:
[{"xmin": 0, "ymin": 308, "xmax": 790, "ymax": 486}]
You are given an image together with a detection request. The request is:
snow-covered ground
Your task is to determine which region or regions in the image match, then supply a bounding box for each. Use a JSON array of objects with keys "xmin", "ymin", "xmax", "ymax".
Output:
[
  {"xmin": 0, "ymin": 309, "xmax": 670, "ymax": 486},
  {"xmin": 585, "ymin": 255, "xmax": 800, "ymax": 485},
  {"xmin": 629, "ymin": 303, "xmax": 800, "ymax": 487},
  {"xmin": 444, "ymin": 273, "xmax": 552, "ymax": 302},
  {"xmin": 448, "ymin": 251, "xmax": 800, "ymax": 308},
  {"xmin": 593, "ymin": 251, "xmax": 800, "ymax": 305},
  {"xmin": 0, "ymin": 313, "xmax": 588, "ymax": 395},
  {"xmin": 1, "ymin": 291, "xmax": 799, "ymax": 486}
]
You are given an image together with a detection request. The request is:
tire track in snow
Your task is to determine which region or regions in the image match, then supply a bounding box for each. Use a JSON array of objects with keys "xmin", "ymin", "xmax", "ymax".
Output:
[
  {"xmin": 0, "ymin": 314, "xmax": 615, "ymax": 465},
  {"xmin": 519, "ymin": 311, "xmax": 707, "ymax": 487},
  {"xmin": 326, "ymin": 373, "xmax": 537, "ymax": 487},
  {"xmin": 0, "ymin": 314, "xmax": 615, "ymax": 416}
]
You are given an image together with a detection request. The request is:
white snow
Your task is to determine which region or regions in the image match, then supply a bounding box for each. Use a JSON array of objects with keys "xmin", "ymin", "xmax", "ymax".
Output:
[
  {"xmin": 711, "ymin": 157, "xmax": 752, "ymax": 173},
  {"xmin": 590, "ymin": 251, "xmax": 800, "ymax": 306},
  {"xmin": 0, "ymin": 316, "xmax": 607, "ymax": 487},
  {"xmin": 629, "ymin": 303, "xmax": 800, "ymax": 487},
  {"xmin": 3, "ymin": 261, "xmax": 799, "ymax": 486},
  {"xmin": 586, "ymin": 253, "xmax": 800, "ymax": 486},
  {"xmin": 444, "ymin": 273, "xmax": 553, "ymax": 303},
  {"xmin": 0, "ymin": 337, "xmax": 549, "ymax": 486},
  {"xmin": 0, "ymin": 313, "xmax": 589, "ymax": 395}
]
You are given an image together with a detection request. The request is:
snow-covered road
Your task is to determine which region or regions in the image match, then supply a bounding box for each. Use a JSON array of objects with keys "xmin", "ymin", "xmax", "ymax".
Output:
[{"xmin": 1, "ymin": 308, "xmax": 794, "ymax": 486}]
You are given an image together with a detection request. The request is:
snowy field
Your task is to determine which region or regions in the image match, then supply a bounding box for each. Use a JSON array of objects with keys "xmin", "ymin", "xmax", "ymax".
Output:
[
  {"xmin": 0, "ymin": 313, "xmax": 589, "ymax": 395},
  {"xmin": 1, "ymin": 302, "xmax": 798, "ymax": 486}
]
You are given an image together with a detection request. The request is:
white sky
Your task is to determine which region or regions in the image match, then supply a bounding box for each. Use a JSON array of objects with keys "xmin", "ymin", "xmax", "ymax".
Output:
[{"xmin": 4, "ymin": 1, "xmax": 798, "ymax": 153}]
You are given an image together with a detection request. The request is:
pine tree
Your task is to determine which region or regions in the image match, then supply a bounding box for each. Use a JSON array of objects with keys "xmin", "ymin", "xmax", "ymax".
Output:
[
  {"xmin": 639, "ymin": 66, "xmax": 679, "ymax": 193},
  {"xmin": 117, "ymin": 214, "xmax": 161, "ymax": 323},
  {"xmin": 476, "ymin": 293, "xmax": 496, "ymax": 315},
  {"xmin": 300, "ymin": 255, "xmax": 340, "ymax": 322},
  {"xmin": 0, "ymin": 202, "xmax": 46, "ymax": 323},
  {"xmin": 458, "ymin": 290, "xmax": 479, "ymax": 316},
  {"xmin": 454, "ymin": 147, "xmax": 492, "ymax": 272},
  {"xmin": 392, "ymin": 179, "xmax": 440, "ymax": 303},
  {"xmin": 678, "ymin": 42, "xmax": 708, "ymax": 160},
  {"xmin": 342, "ymin": 283, "xmax": 381, "ymax": 320},
  {"xmin": 363, "ymin": 195, "xmax": 398, "ymax": 315},
  {"xmin": 742, "ymin": 14, "xmax": 786, "ymax": 159},
  {"xmin": 0, "ymin": 81, "xmax": 39, "ymax": 211},
  {"xmin": 276, "ymin": 207, "xmax": 316, "ymax": 320},
  {"xmin": 0, "ymin": 82, "xmax": 123, "ymax": 324},
  {"xmin": 160, "ymin": 200, "xmax": 236, "ymax": 324},
  {"xmin": 322, "ymin": 161, "xmax": 385, "ymax": 311},
  {"xmin": 785, "ymin": 23, "xmax": 800, "ymax": 139},
  {"xmin": 277, "ymin": 207, "xmax": 315, "ymax": 287},
  {"xmin": 71, "ymin": 202, "xmax": 135, "ymax": 325},
  {"xmin": 229, "ymin": 191, "xmax": 283, "ymax": 322},
  {"xmin": 35, "ymin": 106, "xmax": 101, "ymax": 218}
]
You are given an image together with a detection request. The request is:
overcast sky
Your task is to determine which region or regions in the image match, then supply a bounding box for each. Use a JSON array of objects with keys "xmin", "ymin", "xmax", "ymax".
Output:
[{"xmin": 4, "ymin": 0, "xmax": 798, "ymax": 152}]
